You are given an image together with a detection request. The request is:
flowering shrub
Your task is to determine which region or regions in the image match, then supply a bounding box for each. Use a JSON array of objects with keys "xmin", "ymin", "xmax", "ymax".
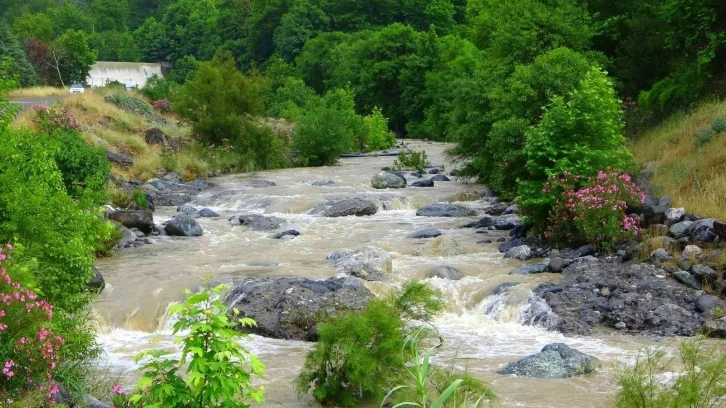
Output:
[
  {"xmin": 543, "ymin": 170, "xmax": 645, "ymax": 250},
  {"xmin": 151, "ymin": 99, "xmax": 172, "ymax": 114},
  {"xmin": 33, "ymin": 105, "xmax": 81, "ymax": 133},
  {"xmin": 0, "ymin": 244, "xmax": 65, "ymax": 405}
]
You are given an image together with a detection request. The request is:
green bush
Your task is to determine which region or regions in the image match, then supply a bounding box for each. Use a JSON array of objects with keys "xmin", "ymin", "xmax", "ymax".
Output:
[
  {"xmin": 267, "ymin": 77, "xmax": 320, "ymax": 121},
  {"xmin": 614, "ymin": 338, "xmax": 726, "ymax": 408},
  {"xmin": 141, "ymin": 74, "xmax": 177, "ymax": 101},
  {"xmin": 695, "ymin": 128, "xmax": 715, "ymax": 147},
  {"xmin": 520, "ymin": 67, "xmax": 634, "ymax": 227},
  {"xmin": 394, "ymin": 150, "xmax": 430, "ymax": 174},
  {"xmin": 104, "ymin": 93, "xmax": 155, "ymax": 117},
  {"xmin": 295, "ymin": 282, "xmax": 444, "ymax": 407},
  {"xmin": 50, "ymin": 131, "xmax": 110, "ymax": 204},
  {"xmin": 113, "ymin": 281, "xmax": 265, "ymax": 408},
  {"xmin": 712, "ymin": 117, "xmax": 726, "ymax": 134},
  {"xmin": 362, "ymin": 107, "xmax": 396, "ymax": 151}
]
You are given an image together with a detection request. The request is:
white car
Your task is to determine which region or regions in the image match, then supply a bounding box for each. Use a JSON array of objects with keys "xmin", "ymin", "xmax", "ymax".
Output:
[{"xmin": 69, "ymin": 83, "xmax": 85, "ymax": 94}]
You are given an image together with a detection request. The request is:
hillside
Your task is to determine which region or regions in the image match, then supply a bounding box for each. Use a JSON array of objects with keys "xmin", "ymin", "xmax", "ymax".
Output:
[{"xmin": 631, "ymin": 99, "xmax": 726, "ymax": 220}]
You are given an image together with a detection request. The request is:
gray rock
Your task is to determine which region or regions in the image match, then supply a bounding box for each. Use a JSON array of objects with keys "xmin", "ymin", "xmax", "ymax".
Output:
[
  {"xmin": 690, "ymin": 218, "xmax": 717, "ymax": 243},
  {"xmin": 310, "ymin": 180, "xmax": 335, "ymax": 186},
  {"xmin": 499, "ymin": 239, "xmax": 525, "ymax": 253},
  {"xmin": 493, "ymin": 282, "xmax": 520, "ymax": 295},
  {"xmin": 428, "ymin": 168, "xmax": 440, "ymax": 174},
  {"xmin": 430, "ymin": 175, "xmax": 451, "ymax": 182},
  {"xmin": 198, "ymin": 208, "xmax": 220, "ymax": 217},
  {"xmin": 118, "ymin": 226, "xmax": 138, "ymax": 248},
  {"xmin": 411, "ymin": 179, "xmax": 435, "ymax": 187},
  {"xmin": 681, "ymin": 245, "xmax": 703, "ymax": 262},
  {"xmin": 274, "ymin": 230, "xmax": 300, "ymax": 239},
  {"xmin": 107, "ymin": 210, "xmax": 154, "ymax": 234},
  {"xmin": 478, "ymin": 239, "xmax": 493, "ymax": 244},
  {"xmin": 230, "ymin": 214, "xmax": 284, "ymax": 230},
  {"xmin": 165, "ymin": 215, "xmax": 203, "ymax": 236},
  {"xmin": 246, "ymin": 179, "xmax": 276, "ymax": 188},
  {"xmin": 504, "ymin": 245, "xmax": 532, "ymax": 261},
  {"xmin": 504, "ymin": 204, "xmax": 519, "ymax": 214},
  {"xmin": 83, "ymin": 395, "xmax": 111, "ymax": 408},
  {"xmin": 548, "ymin": 257, "xmax": 566, "ymax": 273},
  {"xmin": 311, "ymin": 198, "xmax": 378, "ymax": 217},
  {"xmin": 429, "ymin": 265, "xmax": 463, "ymax": 280},
  {"xmin": 226, "ymin": 277, "xmax": 371, "ymax": 341},
  {"xmin": 177, "ymin": 204, "xmax": 197, "ymax": 213},
  {"xmin": 650, "ymin": 248, "xmax": 673, "ymax": 262},
  {"xmin": 647, "ymin": 236, "xmax": 677, "ymax": 249},
  {"xmin": 666, "ymin": 208, "xmax": 686, "ymax": 224},
  {"xmin": 696, "ymin": 295, "xmax": 719, "ymax": 313},
  {"xmin": 674, "ymin": 271, "xmax": 702, "ymax": 290},
  {"xmin": 510, "ymin": 262, "xmax": 549, "ymax": 275},
  {"xmin": 409, "ymin": 172, "xmax": 423, "ymax": 178},
  {"xmin": 333, "ymin": 247, "xmax": 392, "ymax": 281},
  {"xmin": 408, "ymin": 229, "xmax": 442, "ymax": 239},
  {"xmin": 372, "ymin": 171, "xmax": 407, "ymax": 189},
  {"xmin": 144, "ymin": 127, "xmax": 167, "ymax": 145},
  {"xmin": 416, "ymin": 203, "xmax": 476, "ymax": 217},
  {"xmin": 670, "ymin": 221, "xmax": 693, "ymax": 239},
  {"xmin": 494, "ymin": 215, "xmax": 521, "ymax": 230},
  {"xmin": 691, "ymin": 264, "xmax": 717, "ymax": 282},
  {"xmin": 497, "ymin": 343, "xmax": 601, "ymax": 378},
  {"xmin": 86, "ymin": 267, "xmax": 105, "ymax": 292},
  {"xmin": 105, "ymin": 151, "xmax": 133, "ymax": 166},
  {"xmin": 461, "ymin": 217, "xmax": 494, "ymax": 229},
  {"xmin": 659, "ymin": 196, "xmax": 673, "ymax": 207}
]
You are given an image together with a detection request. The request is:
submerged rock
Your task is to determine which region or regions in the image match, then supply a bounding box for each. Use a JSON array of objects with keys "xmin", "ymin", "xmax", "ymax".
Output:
[
  {"xmin": 429, "ymin": 265, "xmax": 463, "ymax": 280},
  {"xmin": 230, "ymin": 214, "xmax": 284, "ymax": 230},
  {"xmin": 333, "ymin": 247, "xmax": 392, "ymax": 281},
  {"xmin": 408, "ymin": 229, "xmax": 442, "ymax": 239},
  {"xmin": 226, "ymin": 277, "xmax": 371, "ymax": 341},
  {"xmin": 246, "ymin": 179, "xmax": 276, "ymax": 188},
  {"xmin": 311, "ymin": 198, "xmax": 378, "ymax": 217},
  {"xmin": 497, "ymin": 343, "xmax": 601, "ymax": 378},
  {"xmin": 411, "ymin": 179, "xmax": 435, "ymax": 187},
  {"xmin": 165, "ymin": 215, "xmax": 203, "ymax": 236},
  {"xmin": 504, "ymin": 245, "xmax": 532, "ymax": 261},
  {"xmin": 412, "ymin": 236, "xmax": 464, "ymax": 257},
  {"xmin": 274, "ymin": 229, "xmax": 300, "ymax": 239},
  {"xmin": 86, "ymin": 267, "xmax": 105, "ymax": 292},
  {"xmin": 197, "ymin": 208, "xmax": 220, "ymax": 217},
  {"xmin": 430, "ymin": 175, "xmax": 450, "ymax": 182},
  {"xmin": 416, "ymin": 203, "xmax": 476, "ymax": 217}
]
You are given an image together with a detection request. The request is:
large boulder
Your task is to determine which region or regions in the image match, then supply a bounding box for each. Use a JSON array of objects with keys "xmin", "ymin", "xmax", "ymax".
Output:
[
  {"xmin": 499, "ymin": 239, "xmax": 525, "ymax": 253},
  {"xmin": 118, "ymin": 226, "xmax": 138, "ymax": 248},
  {"xmin": 333, "ymin": 247, "xmax": 392, "ymax": 281},
  {"xmin": 311, "ymin": 198, "xmax": 378, "ymax": 217},
  {"xmin": 494, "ymin": 215, "xmax": 521, "ymax": 230},
  {"xmin": 372, "ymin": 171, "xmax": 407, "ymax": 189},
  {"xmin": 510, "ymin": 262, "xmax": 549, "ymax": 275},
  {"xmin": 229, "ymin": 214, "xmax": 284, "ymax": 230},
  {"xmin": 670, "ymin": 221, "xmax": 693, "ymax": 239},
  {"xmin": 107, "ymin": 210, "xmax": 154, "ymax": 234},
  {"xmin": 541, "ymin": 259, "xmax": 703, "ymax": 336},
  {"xmin": 198, "ymin": 208, "xmax": 220, "ymax": 218},
  {"xmin": 86, "ymin": 267, "xmax": 105, "ymax": 291},
  {"xmin": 497, "ymin": 343, "xmax": 601, "ymax": 378},
  {"xmin": 274, "ymin": 229, "xmax": 300, "ymax": 239},
  {"xmin": 429, "ymin": 265, "xmax": 463, "ymax": 280},
  {"xmin": 504, "ymin": 245, "xmax": 532, "ymax": 261},
  {"xmin": 226, "ymin": 277, "xmax": 371, "ymax": 341},
  {"xmin": 144, "ymin": 128, "xmax": 167, "ymax": 145},
  {"xmin": 430, "ymin": 175, "xmax": 450, "ymax": 182},
  {"xmin": 164, "ymin": 215, "xmax": 203, "ymax": 236},
  {"xmin": 416, "ymin": 203, "xmax": 476, "ymax": 217},
  {"xmin": 690, "ymin": 219, "xmax": 718, "ymax": 243}
]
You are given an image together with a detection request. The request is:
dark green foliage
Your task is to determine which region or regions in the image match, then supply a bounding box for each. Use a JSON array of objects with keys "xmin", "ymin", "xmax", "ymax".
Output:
[
  {"xmin": 51, "ymin": 29, "xmax": 97, "ymax": 85},
  {"xmin": 105, "ymin": 93, "xmax": 155, "ymax": 116},
  {"xmin": 394, "ymin": 150, "xmax": 429, "ymax": 174},
  {"xmin": 273, "ymin": 0, "xmax": 329, "ymax": 62},
  {"xmin": 295, "ymin": 281, "xmax": 444, "ymax": 407},
  {"xmin": 0, "ymin": 21, "xmax": 37, "ymax": 87},
  {"xmin": 48, "ymin": 130, "xmax": 110, "ymax": 203},
  {"xmin": 713, "ymin": 117, "xmax": 726, "ymax": 134},
  {"xmin": 695, "ymin": 128, "xmax": 715, "ymax": 148},
  {"xmin": 140, "ymin": 74, "xmax": 177, "ymax": 101}
]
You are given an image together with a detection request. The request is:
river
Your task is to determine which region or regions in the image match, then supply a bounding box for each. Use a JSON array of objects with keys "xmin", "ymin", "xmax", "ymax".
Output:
[{"xmin": 93, "ymin": 141, "xmax": 670, "ymax": 407}]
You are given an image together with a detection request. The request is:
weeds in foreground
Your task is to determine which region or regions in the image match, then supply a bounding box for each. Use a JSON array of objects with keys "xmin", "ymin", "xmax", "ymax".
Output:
[{"xmin": 394, "ymin": 150, "xmax": 430, "ymax": 174}]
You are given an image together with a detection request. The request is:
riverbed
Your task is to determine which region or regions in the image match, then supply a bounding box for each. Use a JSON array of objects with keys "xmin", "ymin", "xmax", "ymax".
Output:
[{"xmin": 93, "ymin": 141, "xmax": 670, "ymax": 407}]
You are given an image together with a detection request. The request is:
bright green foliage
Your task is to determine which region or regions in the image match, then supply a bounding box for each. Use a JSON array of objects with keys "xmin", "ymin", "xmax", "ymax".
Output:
[
  {"xmin": 11, "ymin": 12, "xmax": 54, "ymax": 41},
  {"xmin": 273, "ymin": 0, "xmax": 330, "ymax": 62},
  {"xmin": 121, "ymin": 282, "xmax": 265, "ymax": 408},
  {"xmin": 141, "ymin": 74, "xmax": 178, "ymax": 101},
  {"xmin": 51, "ymin": 29, "xmax": 97, "ymax": 86},
  {"xmin": 614, "ymin": 338, "xmax": 726, "ymax": 408},
  {"xmin": 132, "ymin": 17, "xmax": 171, "ymax": 62},
  {"xmin": 267, "ymin": 77, "xmax": 320, "ymax": 120},
  {"xmin": 0, "ymin": 21, "xmax": 37, "ymax": 87},
  {"xmin": 520, "ymin": 67, "xmax": 633, "ymax": 224},
  {"xmin": 161, "ymin": 0, "xmax": 221, "ymax": 61},
  {"xmin": 362, "ymin": 107, "xmax": 396, "ymax": 151},
  {"xmin": 88, "ymin": 0, "xmax": 130, "ymax": 32},
  {"xmin": 89, "ymin": 30, "xmax": 139, "ymax": 62},
  {"xmin": 394, "ymin": 150, "xmax": 430, "ymax": 174},
  {"xmin": 295, "ymin": 32, "xmax": 350, "ymax": 93},
  {"xmin": 295, "ymin": 281, "xmax": 444, "ymax": 407},
  {"xmin": 48, "ymin": 1, "xmax": 94, "ymax": 36}
]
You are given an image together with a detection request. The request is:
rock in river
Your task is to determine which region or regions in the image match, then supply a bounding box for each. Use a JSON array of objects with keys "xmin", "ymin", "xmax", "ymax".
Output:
[
  {"xmin": 416, "ymin": 203, "xmax": 476, "ymax": 217},
  {"xmin": 411, "ymin": 179, "xmax": 434, "ymax": 187},
  {"xmin": 408, "ymin": 229, "xmax": 442, "ymax": 239},
  {"xmin": 333, "ymin": 247, "xmax": 392, "ymax": 281},
  {"xmin": 497, "ymin": 343, "xmax": 601, "ymax": 378},
  {"xmin": 429, "ymin": 265, "xmax": 463, "ymax": 280},
  {"xmin": 107, "ymin": 210, "xmax": 154, "ymax": 234},
  {"xmin": 198, "ymin": 208, "xmax": 220, "ymax": 217},
  {"xmin": 371, "ymin": 171, "xmax": 407, "ymax": 189},
  {"xmin": 274, "ymin": 229, "xmax": 300, "ymax": 239},
  {"xmin": 226, "ymin": 277, "xmax": 371, "ymax": 341},
  {"xmin": 230, "ymin": 214, "xmax": 284, "ymax": 230},
  {"xmin": 164, "ymin": 215, "xmax": 203, "ymax": 236},
  {"xmin": 430, "ymin": 175, "xmax": 450, "ymax": 182},
  {"xmin": 311, "ymin": 198, "xmax": 378, "ymax": 217}
]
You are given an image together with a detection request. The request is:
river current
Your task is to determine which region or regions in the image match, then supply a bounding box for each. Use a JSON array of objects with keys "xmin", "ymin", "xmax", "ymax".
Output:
[{"xmin": 93, "ymin": 141, "xmax": 670, "ymax": 407}]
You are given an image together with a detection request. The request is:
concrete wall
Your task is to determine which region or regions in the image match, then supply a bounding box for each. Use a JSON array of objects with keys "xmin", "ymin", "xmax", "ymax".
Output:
[{"xmin": 86, "ymin": 62, "xmax": 164, "ymax": 88}]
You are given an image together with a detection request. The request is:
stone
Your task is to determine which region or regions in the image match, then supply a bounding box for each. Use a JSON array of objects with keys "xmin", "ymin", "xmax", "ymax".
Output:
[
  {"xmin": 198, "ymin": 208, "xmax": 220, "ymax": 217},
  {"xmin": 412, "ymin": 236, "xmax": 464, "ymax": 257},
  {"xmin": 461, "ymin": 217, "xmax": 494, "ymax": 229},
  {"xmin": 408, "ymin": 229, "xmax": 442, "ymax": 239},
  {"xmin": 86, "ymin": 267, "xmax": 105, "ymax": 291},
  {"xmin": 311, "ymin": 198, "xmax": 378, "ymax": 217},
  {"xmin": 105, "ymin": 151, "xmax": 133, "ymax": 166},
  {"xmin": 83, "ymin": 395, "xmax": 112, "ymax": 408},
  {"xmin": 144, "ymin": 127, "xmax": 167, "ymax": 145},
  {"xmin": 165, "ymin": 215, "xmax": 203, "ymax": 236},
  {"xmin": 493, "ymin": 282, "xmax": 520, "ymax": 295},
  {"xmin": 691, "ymin": 264, "xmax": 717, "ymax": 282},
  {"xmin": 615, "ymin": 322, "xmax": 627, "ymax": 330},
  {"xmin": 497, "ymin": 343, "xmax": 600, "ymax": 378},
  {"xmin": 670, "ymin": 221, "xmax": 693, "ymax": 239},
  {"xmin": 659, "ymin": 196, "xmax": 673, "ymax": 207},
  {"xmin": 478, "ymin": 239, "xmax": 493, "ymax": 244},
  {"xmin": 549, "ymin": 257, "xmax": 566, "ymax": 273},
  {"xmin": 430, "ymin": 175, "xmax": 451, "ymax": 182},
  {"xmin": 177, "ymin": 204, "xmax": 197, "ymax": 213},
  {"xmin": 310, "ymin": 180, "xmax": 335, "ymax": 186},
  {"xmin": 690, "ymin": 219, "xmax": 717, "ymax": 243},
  {"xmin": 416, "ymin": 203, "xmax": 476, "ymax": 217},
  {"xmin": 643, "ymin": 204, "xmax": 669, "ymax": 226},
  {"xmin": 494, "ymin": 215, "xmax": 521, "ymax": 230},
  {"xmin": 333, "ymin": 247, "xmax": 392, "ymax": 281},
  {"xmin": 274, "ymin": 230, "xmax": 300, "ymax": 239},
  {"xmin": 498, "ymin": 239, "xmax": 525, "ymax": 253},
  {"xmin": 650, "ymin": 248, "xmax": 673, "ymax": 262},
  {"xmin": 107, "ymin": 210, "xmax": 154, "ymax": 234},
  {"xmin": 681, "ymin": 245, "xmax": 703, "ymax": 262},
  {"xmin": 226, "ymin": 277, "xmax": 371, "ymax": 341},
  {"xmin": 118, "ymin": 226, "xmax": 138, "ymax": 247},
  {"xmin": 674, "ymin": 271, "xmax": 702, "ymax": 290},
  {"xmin": 486, "ymin": 202, "xmax": 509, "ymax": 216},
  {"xmin": 510, "ymin": 262, "xmax": 549, "ymax": 275},
  {"xmin": 504, "ymin": 245, "xmax": 532, "ymax": 261},
  {"xmin": 246, "ymin": 179, "xmax": 276, "ymax": 188},
  {"xmin": 476, "ymin": 228, "xmax": 489, "ymax": 234},
  {"xmin": 713, "ymin": 220, "xmax": 726, "ymax": 239},
  {"xmin": 496, "ymin": 237, "xmax": 506, "ymax": 243},
  {"xmin": 695, "ymin": 295, "xmax": 719, "ymax": 313},
  {"xmin": 504, "ymin": 204, "xmax": 519, "ymax": 214},
  {"xmin": 429, "ymin": 265, "xmax": 463, "ymax": 280},
  {"xmin": 666, "ymin": 208, "xmax": 686, "ymax": 224},
  {"xmin": 409, "ymin": 172, "xmax": 423, "ymax": 178},
  {"xmin": 371, "ymin": 171, "xmax": 407, "ymax": 189},
  {"xmin": 411, "ymin": 179, "xmax": 434, "ymax": 187},
  {"xmin": 230, "ymin": 214, "xmax": 284, "ymax": 230}
]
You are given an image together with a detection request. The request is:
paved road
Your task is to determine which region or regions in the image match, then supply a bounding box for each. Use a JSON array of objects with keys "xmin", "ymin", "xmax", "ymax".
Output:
[{"xmin": 9, "ymin": 97, "xmax": 64, "ymax": 111}]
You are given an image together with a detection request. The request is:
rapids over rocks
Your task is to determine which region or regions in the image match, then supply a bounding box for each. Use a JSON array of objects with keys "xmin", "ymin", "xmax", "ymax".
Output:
[{"xmin": 93, "ymin": 141, "xmax": 666, "ymax": 408}]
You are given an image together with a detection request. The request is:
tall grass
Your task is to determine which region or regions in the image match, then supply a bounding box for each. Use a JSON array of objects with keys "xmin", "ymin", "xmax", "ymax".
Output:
[
  {"xmin": 7, "ymin": 86, "xmax": 67, "ymax": 98},
  {"xmin": 631, "ymin": 99, "xmax": 726, "ymax": 219}
]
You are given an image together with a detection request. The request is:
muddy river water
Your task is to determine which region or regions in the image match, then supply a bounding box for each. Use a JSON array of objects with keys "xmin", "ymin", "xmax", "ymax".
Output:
[{"xmin": 93, "ymin": 141, "xmax": 674, "ymax": 408}]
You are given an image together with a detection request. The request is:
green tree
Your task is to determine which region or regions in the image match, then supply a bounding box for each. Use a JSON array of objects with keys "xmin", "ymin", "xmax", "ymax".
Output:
[
  {"xmin": 90, "ymin": 30, "xmax": 139, "ymax": 61},
  {"xmin": 48, "ymin": 29, "xmax": 97, "ymax": 86},
  {"xmin": 133, "ymin": 17, "xmax": 170, "ymax": 62},
  {"xmin": 295, "ymin": 31, "xmax": 350, "ymax": 93},
  {"xmin": 89, "ymin": 0, "xmax": 130, "ymax": 32},
  {"xmin": 0, "ymin": 21, "xmax": 37, "ymax": 87},
  {"xmin": 11, "ymin": 12, "xmax": 54, "ymax": 41},
  {"xmin": 48, "ymin": 1, "xmax": 93, "ymax": 36},
  {"xmin": 273, "ymin": 0, "xmax": 329, "ymax": 62},
  {"xmin": 161, "ymin": 0, "xmax": 221, "ymax": 61}
]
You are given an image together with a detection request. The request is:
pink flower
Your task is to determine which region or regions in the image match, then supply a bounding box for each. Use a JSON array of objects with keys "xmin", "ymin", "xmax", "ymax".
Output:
[{"xmin": 113, "ymin": 385, "xmax": 125, "ymax": 395}]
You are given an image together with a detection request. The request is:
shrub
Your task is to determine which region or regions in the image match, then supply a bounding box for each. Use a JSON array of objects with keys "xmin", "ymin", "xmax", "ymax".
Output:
[
  {"xmin": 112, "ymin": 281, "xmax": 265, "ymax": 408},
  {"xmin": 521, "ymin": 67, "xmax": 634, "ymax": 226},
  {"xmin": 543, "ymin": 171, "xmax": 645, "ymax": 250},
  {"xmin": 394, "ymin": 150, "xmax": 430, "ymax": 174},
  {"xmin": 33, "ymin": 104, "xmax": 81, "ymax": 133},
  {"xmin": 712, "ymin": 117, "xmax": 726, "ymax": 134},
  {"xmin": 0, "ymin": 246, "xmax": 65, "ymax": 405},
  {"xmin": 694, "ymin": 128, "xmax": 715, "ymax": 147},
  {"xmin": 295, "ymin": 282, "xmax": 444, "ymax": 407},
  {"xmin": 614, "ymin": 338, "xmax": 726, "ymax": 408},
  {"xmin": 362, "ymin": 107, "xmax": 396, "ymax": 151},
  {"xmin": 151, "ymin": 98, "xmax": 172, "ymax": 114},
  {"xmin": 104, "ymin": 93, "xmax": 155, "ymax": 117},
  {"xmin": 267, "ymin": 77, "xmax": 320, "ymax": 121},
  {"xmin": 141, "ymin": 74, "xmax": 177, "ymax": 101}
]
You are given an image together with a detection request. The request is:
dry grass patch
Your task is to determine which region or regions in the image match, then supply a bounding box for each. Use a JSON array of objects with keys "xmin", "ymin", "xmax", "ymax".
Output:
[
  {"xmin": 631, "ymin": 99, "xmax": 726, "ymax": 219},
  {"xmin": 7, "ymin": 86, "xmax": 66, "ymax": 98}
]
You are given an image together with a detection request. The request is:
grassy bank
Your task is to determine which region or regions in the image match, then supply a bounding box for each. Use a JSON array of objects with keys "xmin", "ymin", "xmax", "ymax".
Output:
[
  {"xmin": 8, "ymin": 86, "xmax": 68, "ymax": 98},
  {"xmin": 631, "ymin": 99, "xmax": 726, "ymax": 220}
]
